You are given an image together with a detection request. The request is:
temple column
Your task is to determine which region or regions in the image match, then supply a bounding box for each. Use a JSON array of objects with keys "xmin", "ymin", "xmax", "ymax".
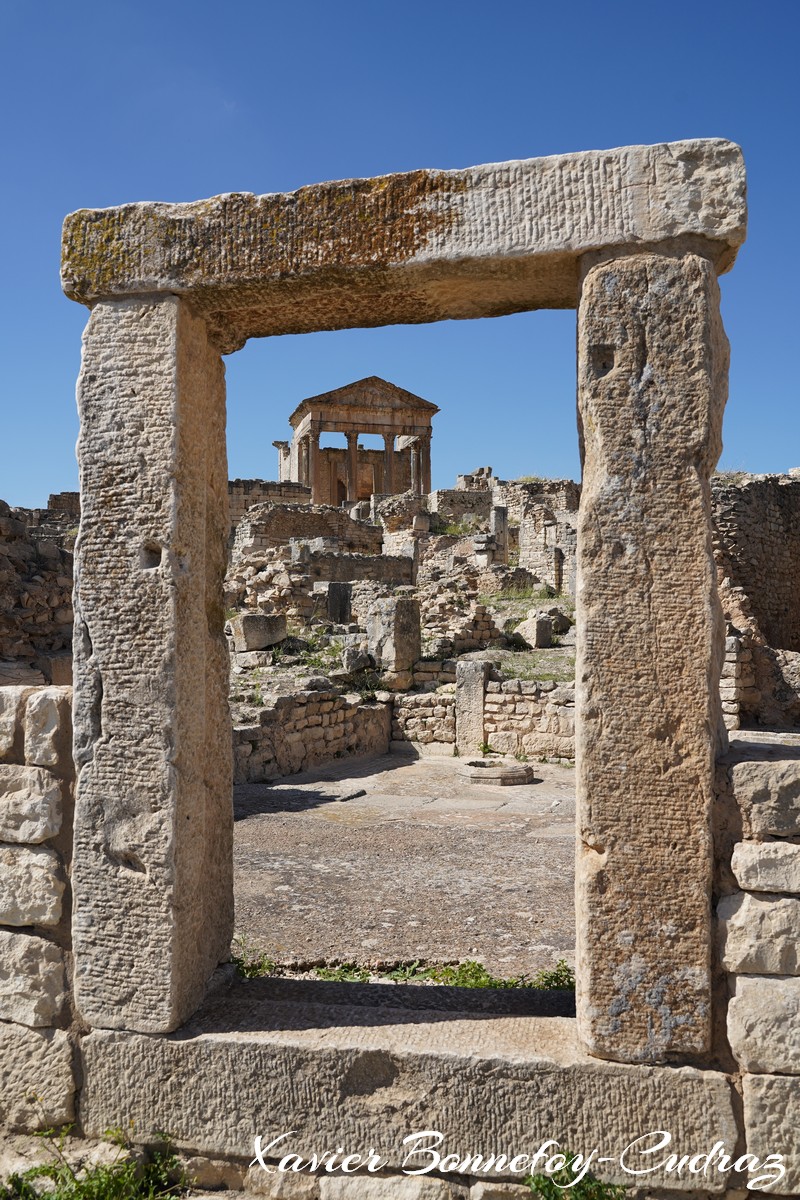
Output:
[
  {"xmin": 575, "ymin": 252, "xmax": 728, "ymax": 1064},
  {"xmin": 383, "ymin": 433, "xmax": 395, "ymax": 495},
  {"xmin": 346, "ymin": 431, "xmax": 360, "ymax": 503},
  {"xmin": 420, "ymin": 432, "xmax": 432, "ymax": 494},
  {"xmin": 410, "ymin": 443, "xmax": 421, "ymax": 495},
  {"xmin": 308, "ymin": 426, "xmax": 322, "ymax": 503}
]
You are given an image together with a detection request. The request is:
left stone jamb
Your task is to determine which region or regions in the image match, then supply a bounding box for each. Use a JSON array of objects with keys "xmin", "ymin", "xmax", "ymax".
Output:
[{"xmin": 72, "ymin": 295, "xmax": 233, "ymax": 1033}]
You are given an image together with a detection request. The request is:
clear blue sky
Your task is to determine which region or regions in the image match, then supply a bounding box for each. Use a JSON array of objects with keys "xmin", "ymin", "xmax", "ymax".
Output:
[{"xmin": 2, "ymin": 0, "xmax": 797, "ymax": 507}]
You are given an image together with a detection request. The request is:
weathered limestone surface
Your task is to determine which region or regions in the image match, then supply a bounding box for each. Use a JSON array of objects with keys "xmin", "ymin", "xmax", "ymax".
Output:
[
  {"xmin": 455, "ymin": 660, "xmax": 489, "ymax": 755},
  {"xmin": 71, "ymin": 296, "xmax": 232, "ymax": 1033},
  {"xmin": 731, "ymin": 840, "xmax": 800, "ymax": 892},
  {"xmin": 0, "ymin": 929, "xmax": 66, "ymax": 1026},
  {"xmin": 62, "ymin": 140, "xmax": 746, "ymax": 352},
  {"xmin": 0, "ymin": 843, "xmax": 64, "ymax": 926},
  {"xmin": 80, "ymin": 985, "xmax": 737, "ymax": 1187},
  {"xmin": 366, "ymin": 597, "xmax": 421, "ymax": 674},
  {"xmin": 24, "ymin": 687, "xmax": 72, "ymax": 771},
  {"xmin": 743, "ymin": 1074, "xmax": 800, "ymax": 1194},
  {"xmin": 0, "ymin": 764, "xmax": 62, "ymax": 842},
  {"xmin": 230, "ymin": 612, "xmax": 287, "ymax": 652},
  {"xmin": 0, "ymin": 1023, "xmax": 74, "ymax": 1130},
  {"xmin": 728, "ymin": 974, "xmax": 800, "ymax": 1073},
  {"xmin": 718, "ymin": 891, "xmax": 800, "ymax": 973},
  {"xmin": 319, "ymin": 1181, "xmax": 452, "ymax": 1199},
  {"xmin": 731, "ymin": 754, "xmax": 800, "ymax": 836},
  {"xmin": 575, "ymin": 253, "xmax": 728, "ymax": 1063},
  {"xmin": 0, "ymin": 688, "xmax": 32, "ymax": 761}
]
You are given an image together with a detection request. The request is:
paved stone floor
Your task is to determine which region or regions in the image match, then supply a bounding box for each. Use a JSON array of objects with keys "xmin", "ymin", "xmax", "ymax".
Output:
[{"xmin": 233, "ymin": 750, "xmax": 576, "ymax": 977}]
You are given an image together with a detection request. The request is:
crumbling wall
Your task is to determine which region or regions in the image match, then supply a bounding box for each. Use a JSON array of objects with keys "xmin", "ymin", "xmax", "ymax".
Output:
[
  {"xmin": 233, "ymin": 689, "xmax": 391, "ymax": 783},
  {"xmin": 228, "ymin": 479, "xmax": 310, "ymax": 527},
  {"xmin": 0, "ymin": 503, "xmax": 73, "ymax": 673},
  {"xmin": 233, "ymin": 502, "xmax": 383, "ymax": 558},
  {"xmin": 428, "ymin": 489, "xmax": 493, "ymax": 527},
  {"xmin": 713, "ymin": 474, "xmax": 800, "ymax": 652}
]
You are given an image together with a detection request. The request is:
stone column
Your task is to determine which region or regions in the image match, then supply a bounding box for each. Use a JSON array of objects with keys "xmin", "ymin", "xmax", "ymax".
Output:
[
  {"xmin": 575, "ymin": 253, "xmax": 728, "ymax": 1064},
  {"xmin": 298, "ymin": 437, "xmax": 308, "ymax": 486},
  {"xmin": 308, "ymin": 427, "xmax": 321, "ymax": 504},
  {"xmin": 410, "ymin": 443, "xmax": 420, "ymax": 495},
  {"xmin": 383, "ymin": 433, "xmax": 395, "ymax": 495},
  {"xmin": 420, "ymin": 432, "xmax": 432, "ymax": 494},
  {"xmin": 346, "ymin": 431, "xmax": 359, "ymax": 503},
  {"xmin": 72, "ymin": 295, "xmax": 233, "ymax": 1034}
]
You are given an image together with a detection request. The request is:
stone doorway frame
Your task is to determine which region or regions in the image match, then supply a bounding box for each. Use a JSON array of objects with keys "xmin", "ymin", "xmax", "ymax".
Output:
[{"xmin": 62, "ymin": 138, "xmax": 746, "ymax": 1066}]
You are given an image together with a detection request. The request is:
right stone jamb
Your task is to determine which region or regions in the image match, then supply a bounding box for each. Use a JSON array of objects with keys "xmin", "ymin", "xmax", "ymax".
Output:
[{"xmin": 575, "ymin": 251, "xmax": 729, "ymax": 1064}]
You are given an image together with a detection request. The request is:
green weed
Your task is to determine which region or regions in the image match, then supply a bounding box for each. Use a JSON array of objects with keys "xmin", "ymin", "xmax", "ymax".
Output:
[
  {"xmin": 526, "ymin": 1148, "xmax": 626, "ymax": 1200},
  {"xmin": 231, "ymin": 934, "xmax": 277, "ymax": 979},
  {"xmin": 0, "ymin": 1124, "xmax": 185, "ymax": 1200}
]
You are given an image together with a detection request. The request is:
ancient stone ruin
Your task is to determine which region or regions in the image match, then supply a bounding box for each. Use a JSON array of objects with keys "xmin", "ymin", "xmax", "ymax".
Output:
[{"xmin": 3, "ymin": 137, "xmax": 800, "ymax": 1197}]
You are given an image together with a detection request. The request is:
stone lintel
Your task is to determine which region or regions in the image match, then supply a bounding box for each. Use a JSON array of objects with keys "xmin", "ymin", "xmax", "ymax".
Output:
[
  {"xmin": 62, "ymin": 139, "xmax": 746, "ymax": 352},
  {"xmin": 80, "ymin": 984, "xmax": 737, "ymax": 1188}
]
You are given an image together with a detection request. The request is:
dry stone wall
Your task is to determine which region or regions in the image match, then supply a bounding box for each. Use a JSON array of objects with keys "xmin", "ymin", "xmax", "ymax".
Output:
[
  {"xmin": 483, "ymin": 679, "xmax": 576, "ymax": 759},
  {"xmin": 233, "ymin": 690, "xmax": 391, "ymax": 783},
  {"xmin": 391, "ymin": 688, "xmax": 456, "ymax": 749},
  {"xmin": 0, "ymin": 503, "xmax": 73, "ymax": 676},
  {"xmin": 712, "ymin": 473, "xmax": 800, "ymax": 653}
]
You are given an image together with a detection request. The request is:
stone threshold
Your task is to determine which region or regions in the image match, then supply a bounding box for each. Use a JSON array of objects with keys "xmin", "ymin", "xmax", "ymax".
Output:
[{"xmin": 80, "ymin": 975, "xmax": 737, "ymax": 1190}]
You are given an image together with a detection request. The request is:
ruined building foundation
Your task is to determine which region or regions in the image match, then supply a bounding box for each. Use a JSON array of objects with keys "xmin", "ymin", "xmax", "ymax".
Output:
[{"xmin": 6, "ymin": 139, "xmax": 792, "ymax": 1195}]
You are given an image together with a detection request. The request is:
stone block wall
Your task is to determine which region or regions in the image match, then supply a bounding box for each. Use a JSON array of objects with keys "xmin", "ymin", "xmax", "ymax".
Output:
[
  {"xmin": 715, "ymin": 736, "xmax": 800, "ymax": 1190},
  {"xmin": 420, "ymin": 599, "xmax": 504, "ymax": 659},
  {"xmin": 411, "ymin": 658, "xmax": 458, "ymax": 688},
  {"xmin": 391, "ymin": 688, "xmax": 456, "ymax": 749},
  {"xmin": 233, "ymin": 503, "xmax": 383, "ymax": 558},
  {"xmin": 233, "ymin": 690, "xmax": 392, "ymax": 783},
  {"xmin": 304, "ymin": 551, "xmax": 413, "ymax": 586},
  {"xmin": 0, "ymin": 685, "xmax": 75, "ymax": 1130},
  {"xmin": 428, "ymin": 489, "xmax": 493, "ymax": 527},
  {"xmin": 228, "ymin": 479, "xmax": 311, "ymax": 528},
  {"xmin": 483, "ymin": 679, "xmax": 576, "ymax": 758},
  {"xmin": 0, "ymin": 503, "xmax": 73, "ymax": 668},
  {"xmin": 492, "ymin": 478, "xmax": 581, "ymax": 524},
  {"xmin": 713, "ymin": 473, "xmax": 800, "ymax": 653}
]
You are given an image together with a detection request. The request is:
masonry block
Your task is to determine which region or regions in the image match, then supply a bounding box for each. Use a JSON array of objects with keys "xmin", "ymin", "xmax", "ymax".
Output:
[{"xmin": 0, "ymin": 765, "xmax": 62, "ymax": 843}]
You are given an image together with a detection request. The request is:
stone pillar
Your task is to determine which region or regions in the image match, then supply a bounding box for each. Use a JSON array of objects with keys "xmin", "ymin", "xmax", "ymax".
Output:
[
  {"xmin": 346, "ymin": 431, "xmax": 359, "ymax": 503},
  {"xmin": 575, "ymin": 253, "xmax": 728, "ymax": 1064},
  {"xmin": 383, "ymin": 433, "xmax": 395, "ymax": 495},
  {"xmin": 420, "ymin": 433, "xmax": 432, "ymax": 495},
  {"xmin": 71, "ymin": 296, "xmax": 233, "ymax": 1034},
  {"xmin": 308, "ymin": 427, "xmax": 322, "ymax": 504},
  {"xmin": 490, "ymin": 506, "xmax": 508, "ymax": 565},
  {"xmin": 456, "ymin": 660, "xmax": 490, "ymax": 756}
]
